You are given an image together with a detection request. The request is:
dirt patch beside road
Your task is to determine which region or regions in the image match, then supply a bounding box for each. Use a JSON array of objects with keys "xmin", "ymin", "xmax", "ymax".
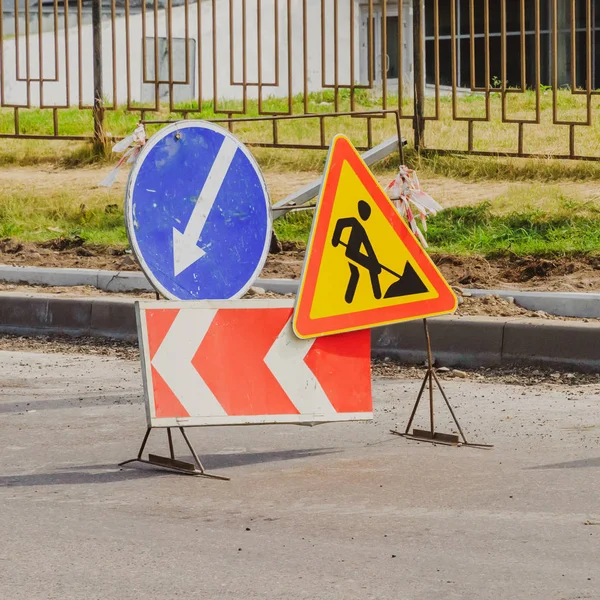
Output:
[
  {"xmin": 265, "ymin": 247, "xmax": 600, "ymax": 292},
  {"xmin": 0, "ymin": 282, "xmax": 156, "ymax": 298},
  {"xmin": 372, "ymin": 360, "xmax": 600, "ymax": 388},
  {"xmin": 1, "ymin": 240, "xmax": 600, "ymax": 292},
  {"xmin": 0, "ymin": 280, "xmax": 596, "ymax": 323},
  {"xmin": 0, "ymin": 239, "xmax": 139, "ymax": 271},
  {"xmin": 434, "ymin": 253, "xmax": 600, "ymax": 292}
]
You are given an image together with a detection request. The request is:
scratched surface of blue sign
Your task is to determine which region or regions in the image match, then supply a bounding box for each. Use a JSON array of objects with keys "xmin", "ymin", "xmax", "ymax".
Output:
[{"xmin": 125, "ymin": 121, "xmax": 272, "ymax": 300}]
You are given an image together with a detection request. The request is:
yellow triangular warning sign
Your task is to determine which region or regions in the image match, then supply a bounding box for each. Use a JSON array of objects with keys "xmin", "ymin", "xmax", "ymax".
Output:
[{"xmin": 293, "ymin": 135, "xmax": 457, "ymax": 339}]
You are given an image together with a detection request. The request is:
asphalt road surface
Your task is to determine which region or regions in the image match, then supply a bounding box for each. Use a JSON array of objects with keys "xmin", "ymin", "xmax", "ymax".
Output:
[{"xmin": 0, "ymin": 350, "xmax": 599, "ymax": 600}]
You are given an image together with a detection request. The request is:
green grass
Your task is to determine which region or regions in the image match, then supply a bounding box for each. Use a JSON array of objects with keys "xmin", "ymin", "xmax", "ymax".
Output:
[
  {"xmin": 2, "ymin": 89, "xmax": 600, "ymax": 180},
  {"xmin": 3, "ymin": 89, "xmax": 600, "ymax": 255},
  {"xmin": 275, "ymin": 200, "xmax": 600, "ymax": 257},
  {"xmin": 1, "ymin": 185, "xmax": 599, "ymax": 257},
  {"xmin": 0, "ymin": 187, "xmax": 127, "ymax": 247},
  {"xmin": 426, "ymin": 203, "xmax": 600, "ymax": 256},
  {"xmin": 0, "ymin": 168, "xmax": 598, "ymax": 256},
  {"xmin": 486, "ymin": 183, "xmax": 600, "ymax": 216},
  {"xmin": 403, "ymin": 151, "xmax": 600, "ymax": 183},
  {"xmin": 273, "ymin": 210, "xmax": 315, "ymax": 243}
]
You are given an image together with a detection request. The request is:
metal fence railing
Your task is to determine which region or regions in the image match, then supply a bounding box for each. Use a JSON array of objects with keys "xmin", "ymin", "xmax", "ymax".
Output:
[{"xmin": 1, "ymin": 0, "xmax": 599, "ymax": 159}]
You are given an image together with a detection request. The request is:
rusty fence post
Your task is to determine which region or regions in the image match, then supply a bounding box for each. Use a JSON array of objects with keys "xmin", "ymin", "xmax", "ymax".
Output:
[
  {"xmin": 92, "ymin": 0, "xmax": 106, "ymax": 153},
  {"xmin": 412, "ymin": 0, "xmax": 425, "ymax": 151}
]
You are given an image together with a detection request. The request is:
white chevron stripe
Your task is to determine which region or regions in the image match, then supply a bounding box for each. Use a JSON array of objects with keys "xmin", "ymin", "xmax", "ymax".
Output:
[
  {"xmin": 151, "ymin": 309, "xmax": 227, "ymax": 418},
  {"xmin": 264, "ymin": 316, "xmax": 336, "ymax": 416}
]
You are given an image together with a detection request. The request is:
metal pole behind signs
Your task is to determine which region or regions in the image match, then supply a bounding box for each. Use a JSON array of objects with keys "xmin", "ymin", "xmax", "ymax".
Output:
[
  {"xmin": 413, "ymin": 0, "xmax": 426, "ymax": 151},
  {"xmin": 92, "ymin": 0, "xmax": 105, "ymax": 151}
]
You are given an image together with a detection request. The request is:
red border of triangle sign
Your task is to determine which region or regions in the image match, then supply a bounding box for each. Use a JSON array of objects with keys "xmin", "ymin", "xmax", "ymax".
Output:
[{"xmin": 292, "ymin": 135, "xmax": 457, "ymax": 339}]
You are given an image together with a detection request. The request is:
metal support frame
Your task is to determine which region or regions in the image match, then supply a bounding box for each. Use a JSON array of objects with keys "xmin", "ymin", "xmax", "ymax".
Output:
[
  {"xmin": 119, "ymin": 426, "xmax": 230, "ymax": 480},
  {"xmin": 272, "ymin": 124, "xmax": 407, "ymax": 219},
  {"xmin": 391, "ymin": 319, "xmax": 493, "ymax": 449}
]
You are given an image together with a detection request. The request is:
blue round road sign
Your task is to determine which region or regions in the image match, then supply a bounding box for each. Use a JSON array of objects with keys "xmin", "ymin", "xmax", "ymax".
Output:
[{"xmin": 125, "ymin": 120, "xmax": 272, "ymax": 300}]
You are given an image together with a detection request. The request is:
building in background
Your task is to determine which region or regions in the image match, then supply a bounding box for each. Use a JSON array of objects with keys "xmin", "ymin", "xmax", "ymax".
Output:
[
  {"xmin": 1, "ymin": 0, "xmax": 598, "ymax": 108},
  {"xmin": 425, "ymin": 0, "xmax": 599, "ymax": 89}
]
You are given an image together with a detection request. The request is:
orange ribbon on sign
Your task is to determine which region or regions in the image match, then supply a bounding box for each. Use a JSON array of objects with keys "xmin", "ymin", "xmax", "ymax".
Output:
[{"xmin": 384, "ymin": 166, "xmax": 443, "ymax": 248}]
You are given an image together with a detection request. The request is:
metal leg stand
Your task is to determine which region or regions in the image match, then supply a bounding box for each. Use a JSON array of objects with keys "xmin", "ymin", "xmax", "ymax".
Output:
[
  {"xmin": 391, "ymin": 319, "xmax": 493, "ymax": 449},
  {"xmin": 119, "ymin": 427, "xmax": 231, "ymax": 479},
  {"xmin": 179, "ymin": 427, "xmax": 230, "ymax": 481},
  {"xmin": 119, "ymin": 427, "xmax": 152, "ymax": 466},
  {"xmin": 167, "ymin": 427, "xmax": 175, "ymax": 459}
]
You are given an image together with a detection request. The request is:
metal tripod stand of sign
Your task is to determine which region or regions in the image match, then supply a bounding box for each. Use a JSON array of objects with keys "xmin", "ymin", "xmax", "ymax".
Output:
[
  {"xmin": 389, "ymin": 319, "xmax": 493, "ymax": 449},
  {"xmin": 293, "ymin": 134, "xmax": 491, "ymax": 448},
  {"xmin": 119, "ymin": 425, "xmax": 231, "ymax": 480}
]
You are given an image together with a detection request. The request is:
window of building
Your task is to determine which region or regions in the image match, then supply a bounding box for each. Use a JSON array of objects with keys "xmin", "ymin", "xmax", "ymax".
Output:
[{"xmin": 424, "ymin": 0, "xmax": 599, "ymax": 90}]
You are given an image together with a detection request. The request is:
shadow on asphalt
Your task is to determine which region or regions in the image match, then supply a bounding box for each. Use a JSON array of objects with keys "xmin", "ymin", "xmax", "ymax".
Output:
[
  {"xmin": 0, "ymin": 448, "xmax": 339, "ymax": 486},
  {"xmin": 527, "ymin": 457, "xmax": 600, "ymax": 470},
  {"xmin": 0, "ymin": 468, "xmax": 164, "ymax": 486},
  {"xmin": 200, "ymin": 448, "xmax": 339, "ymax": 469},
  {"xmin": 0, "ymin": 393, "xmax": 143, "ymax": 414}
]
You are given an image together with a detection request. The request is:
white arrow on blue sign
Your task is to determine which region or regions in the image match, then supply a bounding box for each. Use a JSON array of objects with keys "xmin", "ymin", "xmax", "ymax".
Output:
[{"xmin": 125, "ymin": 121, "xmax": 272, "ymax": 300}]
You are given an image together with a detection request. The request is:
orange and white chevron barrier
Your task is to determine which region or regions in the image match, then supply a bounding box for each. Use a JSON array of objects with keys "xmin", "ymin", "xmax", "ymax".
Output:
[
  {"xmin": 140, "ymin": 300, "xmax": 372, "ymax": 426},
  {"xmin": 121, "ymin": 300, "xmax": 372, "ymax": 478}
]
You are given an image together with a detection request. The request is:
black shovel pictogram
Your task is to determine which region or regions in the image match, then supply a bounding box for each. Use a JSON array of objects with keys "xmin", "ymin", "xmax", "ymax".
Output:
[{"xmin": 337, "ymin": 240, "xmax": 428, "ymax": 300}]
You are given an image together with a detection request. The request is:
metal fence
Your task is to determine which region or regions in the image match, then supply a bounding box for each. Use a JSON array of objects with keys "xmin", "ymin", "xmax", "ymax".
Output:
[{"xmin": 1, "ymin": 0, "xmax": 599, "ymax": 159}]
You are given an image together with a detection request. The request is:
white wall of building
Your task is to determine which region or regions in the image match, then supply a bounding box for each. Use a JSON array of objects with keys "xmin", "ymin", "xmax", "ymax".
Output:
[{"xmin": 0, "ymin": 0, "xmax": 373, "ymax": 108}]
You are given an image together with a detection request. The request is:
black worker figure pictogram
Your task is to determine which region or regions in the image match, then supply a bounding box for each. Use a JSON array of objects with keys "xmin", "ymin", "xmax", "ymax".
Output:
[{"xmin": 331, "ymin": 200, "xmax": 429, "ymax": 304}]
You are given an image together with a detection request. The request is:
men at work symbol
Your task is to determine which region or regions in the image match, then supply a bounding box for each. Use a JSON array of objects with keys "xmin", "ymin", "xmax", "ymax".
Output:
[{"xmin": 332, "ymin": 200, "xmax": 429, "ymax": 304}]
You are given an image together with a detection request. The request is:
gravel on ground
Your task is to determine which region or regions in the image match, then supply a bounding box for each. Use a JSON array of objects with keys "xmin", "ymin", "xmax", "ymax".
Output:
[{"xmin": 2, "ymin": 332, "xmax": 599, "ymax": 388}]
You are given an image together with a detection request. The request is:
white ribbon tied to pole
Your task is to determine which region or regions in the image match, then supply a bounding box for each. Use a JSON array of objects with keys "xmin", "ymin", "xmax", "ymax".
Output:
[
  {"xmin": 98, "ymin": 123, "xmax": 147, "ymax": 188},
  {"xmin": 384, "ymin": 166, "xmax": 443, "ymax": 248}
]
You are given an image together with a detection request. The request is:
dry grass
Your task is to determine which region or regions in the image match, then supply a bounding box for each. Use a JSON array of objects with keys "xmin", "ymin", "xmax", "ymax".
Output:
[
  {"xmin": 422, "ymin": 90, "xmax": 600, "ymax": 158},
  {"xmin": 486, "ymin": 184, "xmax": 600, "ymax": 217}
]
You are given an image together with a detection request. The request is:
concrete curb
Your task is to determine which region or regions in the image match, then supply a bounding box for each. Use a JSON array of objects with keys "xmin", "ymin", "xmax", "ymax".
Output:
[
  {"xmin": 372, "ymin": 316, "xmax": 506, "ymax": 368},
  {"xmin": 0, "ymin": 265, "xmax": 155, "ymax": 293},
  {"xmin": 371, "ymin": 316, "xmax": 600, "ymax": 373},
  {"xmin": 466, "ymin": 288, "xmax": 600, "ymax": 319},
  {"xmin": 1, "ymin": 292, "xmax": 599, "ymax": 372},
  {"xmin": 1, "ymin": 265, "xmax": 599, "ymax": 319},
  {"xmin": 0, "ymin": 292, "xmax": 137, "ymax": 342},
  {"xmin": 0, "ymin": 265, "xmax": 299, "ymax": 295}
]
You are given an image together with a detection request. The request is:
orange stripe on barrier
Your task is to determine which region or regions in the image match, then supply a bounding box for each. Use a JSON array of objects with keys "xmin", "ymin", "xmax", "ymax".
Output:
[
  {"xmin": 192, "ymin": 307, "xmax": 301, "ymax": 416},
  {"xmin": 305, "ymin": 329, "xmax": 371, "ymax": 413},
  {"xmin": 152, "ymin": 365, "xmax": 191, "ymax": 419}
]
